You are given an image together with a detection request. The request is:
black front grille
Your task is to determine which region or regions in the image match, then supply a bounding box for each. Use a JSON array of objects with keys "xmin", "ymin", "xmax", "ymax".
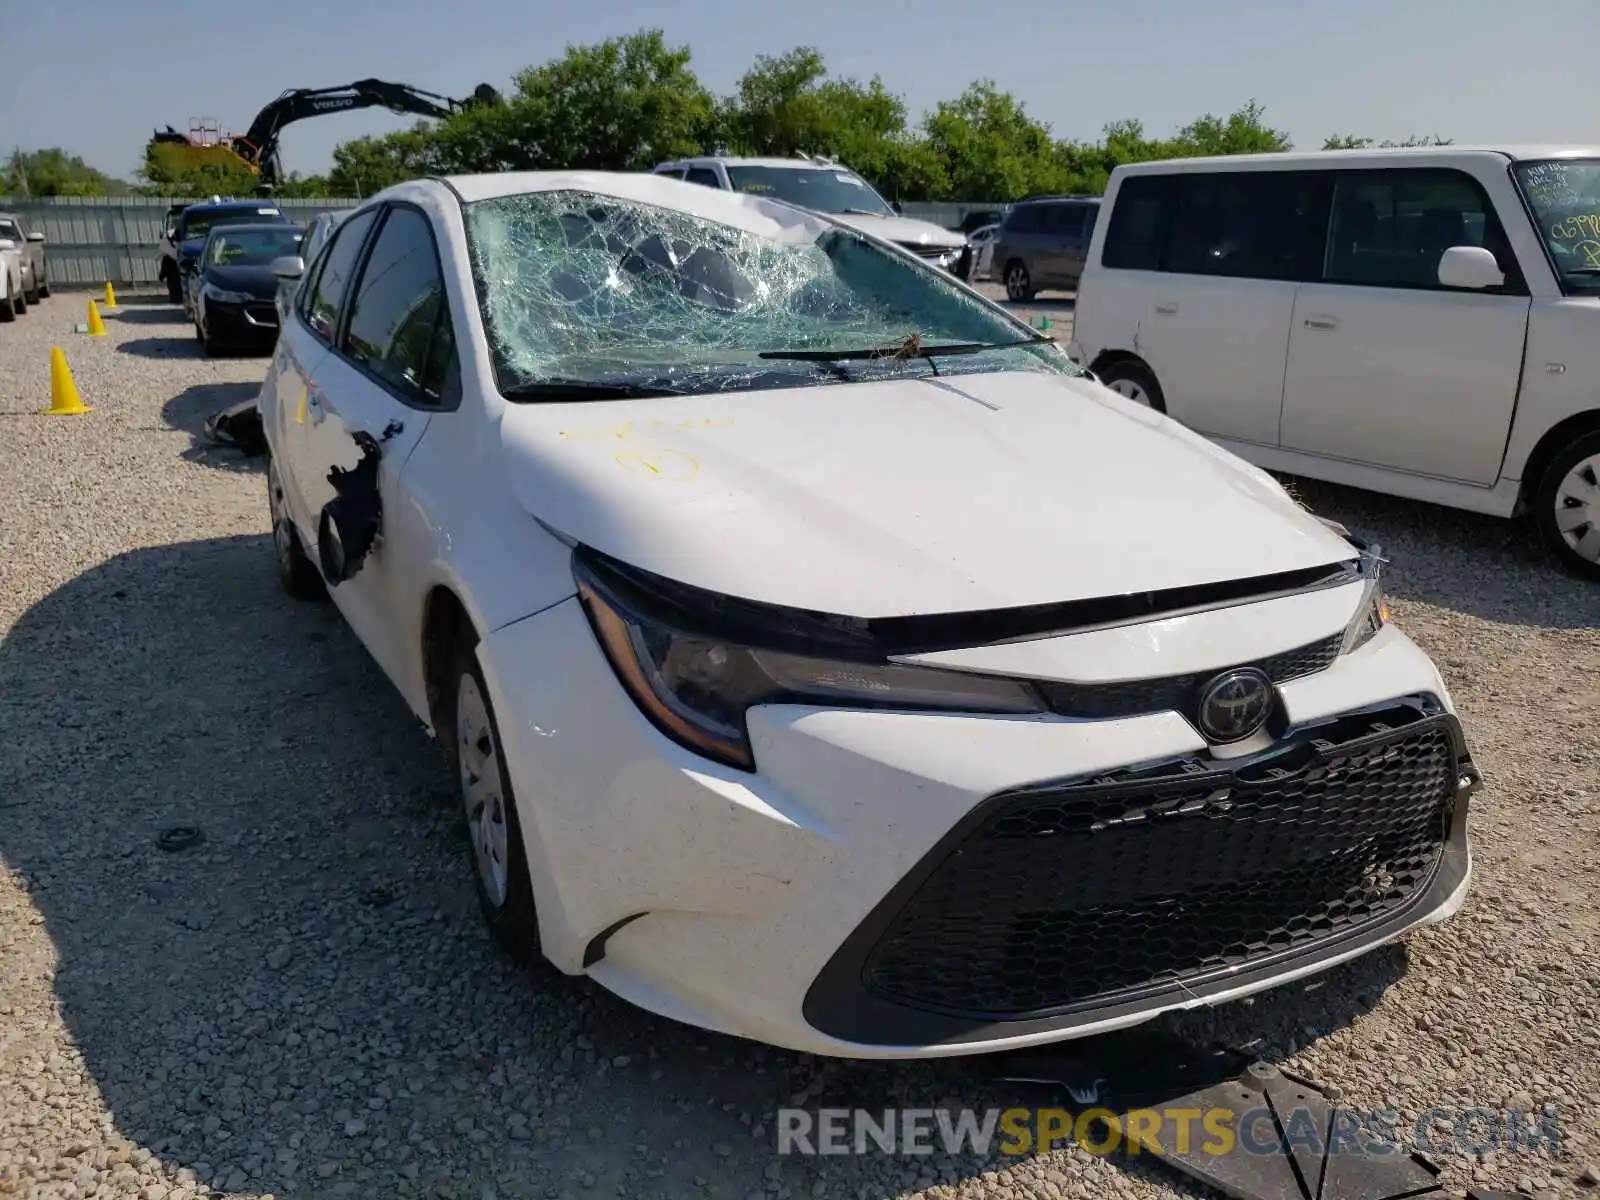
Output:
[
  {"xmin": 246, "ymin": 303, "xmax": 279, "ymax": 326},
  {"xmin": 1035, "ymin": 631, "xmax": 1342, "ymax": 721},
  {"xmin": 862, "ymin": 707, "xmax": 1460, "ymax": 1020}
]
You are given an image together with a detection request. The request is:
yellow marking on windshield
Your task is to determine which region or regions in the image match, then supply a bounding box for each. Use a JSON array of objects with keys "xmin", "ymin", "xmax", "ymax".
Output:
[
  {"xmin": 561, "ymin": 415, "xmax": 733, "ymax": 443},
  {"xmin": 615, "ymin": 450, "xmax": 700, "ymax": 481}
]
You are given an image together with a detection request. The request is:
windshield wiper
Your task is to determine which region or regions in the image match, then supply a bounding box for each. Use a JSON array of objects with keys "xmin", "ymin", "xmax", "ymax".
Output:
[
  {"xmin": 500, "ymin": 379, "xmax": 684, "ymax": 402},
  {"xmin": 833, "ymin": 207, "xmax": 892, "ymax": 217},
  {"xmin": 758, "ymin": 333, "xmax": 1054, "ymax": 364}
]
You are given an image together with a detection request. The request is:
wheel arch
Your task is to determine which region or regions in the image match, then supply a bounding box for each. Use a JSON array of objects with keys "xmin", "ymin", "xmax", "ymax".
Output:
[
  {"xmin": 1516, "ymin": 408, "xmax": 1600, "ymax": 512},
  {"xmin": 420, "ymin": 582, "xmax": 478, "ymax": 735}
]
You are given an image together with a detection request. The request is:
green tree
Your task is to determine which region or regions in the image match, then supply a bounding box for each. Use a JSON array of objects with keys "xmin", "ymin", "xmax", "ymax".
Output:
[
  {"xmin": 922, "ymin": 81, "xmax": 1071, "ymax": 201},
  {"xmin": 1169, "ymin": 100, "xmax": 1291, "ymax": 156},
  {"xmin": 2, "ymin": 147, "xmax": 129, "ymax": 196},
  {"xmin": 447, "ymin": 30, "xmax": 718, "ymax": 174},
  {"xmin": 328, "ymin": 125, "xmax": 442, "ymax": 196},
  {"xmin": 138, "ymin": 141, "xmax": 258, "ymax": 196},
  {"xmin": 1322, "ymin": 133, "xmax": 1453, "ymax": 150}
]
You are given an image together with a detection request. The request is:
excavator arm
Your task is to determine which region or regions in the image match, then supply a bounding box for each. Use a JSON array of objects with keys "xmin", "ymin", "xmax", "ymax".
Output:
[{"xmin": 230, "ymin": 79, "xmax": 501, "ymax": 188}]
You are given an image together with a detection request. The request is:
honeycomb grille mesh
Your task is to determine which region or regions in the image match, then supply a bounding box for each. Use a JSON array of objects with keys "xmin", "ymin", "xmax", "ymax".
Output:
[
  {"xmin": 1035, "ymin": 632, "xmax": 1343, "ymax": 720},
  {"xmin": 863, "ymin": 718, "xmax": 1457, "ymax": 1020}
]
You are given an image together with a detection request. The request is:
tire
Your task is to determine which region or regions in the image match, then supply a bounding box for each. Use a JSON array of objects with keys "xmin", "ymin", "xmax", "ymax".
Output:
[
  {"xmin": 267, "ymin": 456, "xmax": 326, "ymax": 600},
  {"xmin": 37, "ymin": 272, "xmax": 48, "ymax": 299},
  {"xmin": 198, "ymin": 319, "xmax": 220, "ymax": 358},
  {"xmin": 1094, "ymin": 359, "xmax": 1167, "ymax": 413},
  {"xmin": 166, "ymin": 270, "xmax": 182, "ymax": 304},
  {"xmin": 12, "ymin": 289, "xmax": 25, "ymax": 317},
  {"xmin": 24, "ymin": 279, "xmax": 39, "ymax": 305},
  {"xmin": 0, "ymin": 278, "xmax": 13, "ymax": 323},
  {"xmin": 1533, "ymin": 428, "xmax": 1600, "ymax": 582},
  {"xmin": 439, "ymin": 627, "xmax": 541, "ymax": 964},
  {"xmin": 1004, "ymin": 260, "xmax": 1035, "ymax": 302}
]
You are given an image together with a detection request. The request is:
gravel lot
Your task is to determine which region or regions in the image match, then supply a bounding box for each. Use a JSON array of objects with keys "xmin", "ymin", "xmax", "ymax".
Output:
[{"xmin": 1, "ymin": 289, "xmax": 1596, "ymax": 1200}]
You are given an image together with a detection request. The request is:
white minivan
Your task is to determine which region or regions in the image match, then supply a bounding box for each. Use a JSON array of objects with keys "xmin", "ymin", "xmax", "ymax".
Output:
[{"xmin": 1069, "ymin": 146, "xmax": 1600, "ymax": 580}]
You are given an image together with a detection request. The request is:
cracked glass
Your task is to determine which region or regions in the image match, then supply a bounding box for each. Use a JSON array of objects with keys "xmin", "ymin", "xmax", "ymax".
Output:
[{"xmin": 463, "ymin": 188, "xmax": 1082, "ymax": 399}]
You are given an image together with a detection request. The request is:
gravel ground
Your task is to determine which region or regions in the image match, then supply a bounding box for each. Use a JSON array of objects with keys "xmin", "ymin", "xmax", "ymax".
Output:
[{"xmin": 0, "ymin": 289, "xmax": 1596, "ymax": 1200}]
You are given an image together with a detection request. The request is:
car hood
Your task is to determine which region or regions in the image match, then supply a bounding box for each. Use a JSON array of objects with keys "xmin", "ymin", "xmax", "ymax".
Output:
[
  {"xmin": 498, "ymin": 369, "xmax": 1356, "ymax": 617},
  {"xmin": 202, "ymin": 264, "xmax": 280, "ymax": 299},
  {"xmin": 828, "ymin": 212, "xmax": 967, "ymax": 250}
]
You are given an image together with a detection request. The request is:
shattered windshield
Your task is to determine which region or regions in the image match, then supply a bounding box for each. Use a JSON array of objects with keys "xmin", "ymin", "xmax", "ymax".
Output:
[
  {"xmin": 463, "ymin": 189, "xmax": 1078, "ymax": 398},
  {"xmin": 723, "ymin": 166, "xmax": 896, "ymax": 216}
]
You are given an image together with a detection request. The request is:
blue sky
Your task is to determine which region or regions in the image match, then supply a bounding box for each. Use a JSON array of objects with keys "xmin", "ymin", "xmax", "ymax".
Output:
[{"xmin": 4, "ymin": 0, "xmax": 1593, "ymax": 182}]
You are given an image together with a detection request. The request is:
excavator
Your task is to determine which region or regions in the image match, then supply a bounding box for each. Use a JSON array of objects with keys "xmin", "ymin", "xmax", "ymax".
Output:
[{"xmin": 151, "ymin": 78, "xmax": 502, "ymax": 191}]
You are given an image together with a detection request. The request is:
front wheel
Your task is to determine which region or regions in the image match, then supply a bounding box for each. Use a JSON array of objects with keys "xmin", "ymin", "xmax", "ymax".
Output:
[
  {"xmin": 441, "ymin": 630, "xmax": 541, "ymax": 964},
  {"xmin": 37, "ymin": 272, "xmax": 48, "ymax": 299},
  {"xmin": 1094, "ymin": 359, "xmax": 1167, "ymax": 413},
  {"xmin": 1004, "ymin": 261, "xmax": 1035, "ymax": 302},
  {"xmin": 1534, "ymin": 429, "xmax": 1600, "ymax": 581},
  {"xmin": 267, "ymin": 457, "xmax": 326, "ymax": 600},
  {"xmin": 0, "ymin": 278, "xmax": 14, "ymax": 323},
  {"xmin": 166, "ymin": 271, "xmax": 182, "ymax": 304}
]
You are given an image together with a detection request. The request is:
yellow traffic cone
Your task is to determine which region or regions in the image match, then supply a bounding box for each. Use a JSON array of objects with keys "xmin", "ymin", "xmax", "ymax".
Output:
[
  {"xmin": 85, "ymin": 298, "xmax": 106, "ymax": 337},
  {"xmin": 103, "ymin": 282, "xmax": 118, "ymax": 309},
  {"xmin": 45, "ymin": 348, "xmax": 92, "ymax": 415}
]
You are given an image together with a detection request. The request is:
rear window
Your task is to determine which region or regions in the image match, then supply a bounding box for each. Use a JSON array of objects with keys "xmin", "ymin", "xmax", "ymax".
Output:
[{"xmin": 180, "ymin": 207, "xmax": 288, "ymax": 241}]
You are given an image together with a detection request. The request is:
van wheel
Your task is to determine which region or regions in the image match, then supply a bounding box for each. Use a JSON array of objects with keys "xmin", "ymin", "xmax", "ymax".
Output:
[
  {"xmin": 1095, "ymin": 359, "xmax": 1167, "ymax": 413},
  {"xmin": 1534, "ymin": 429, "xmax": 1600, "ymax": 581},
  {"xmin": 440, "ymin": 628, "xmax": 542, "ymax": 965},
  {"xmin": 1004, "ymin": 261, "xmax": 1035, "ymax": 302}
]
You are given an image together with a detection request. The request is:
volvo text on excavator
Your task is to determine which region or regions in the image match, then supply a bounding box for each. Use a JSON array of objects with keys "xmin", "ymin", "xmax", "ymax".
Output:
[{"xmin": 152, "ymin": 79, "xmax": 502, "ymax": 192}]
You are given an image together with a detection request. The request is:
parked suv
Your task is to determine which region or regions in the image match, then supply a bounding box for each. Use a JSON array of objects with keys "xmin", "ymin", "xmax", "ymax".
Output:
[
  {"xmin": 651, "ymin": 155, "xmax": 972, "ymax": 279},
  {"xmin": 992, "ymin": 196, "xmax": 1101, "ymax": 301},
  {"xmin": 160, "ymin": 199, "xmax": 293, "ymax": 303},
  {"xmin": 1070, "ymin": 145, "xmax": 1600, "ymax": 579},
  {"xmin": 0, "ymin": 212, "xmax": 48, "ymax": 303}
]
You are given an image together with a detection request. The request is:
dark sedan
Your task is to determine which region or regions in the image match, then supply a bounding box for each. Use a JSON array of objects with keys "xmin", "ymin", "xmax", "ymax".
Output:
[{"xmin": 192, "ymin": 224, "xmax": 304, "ymax": 355}]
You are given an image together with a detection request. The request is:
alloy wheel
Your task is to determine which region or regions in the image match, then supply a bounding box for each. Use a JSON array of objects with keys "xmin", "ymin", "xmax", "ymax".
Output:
[
  {"xmin": 1553, "ymin": 452, "xmax": 1600, "ymax": 565},
  {"xmin": 456, "ymin": 672, "xmax": 509, "ymax": 909}
]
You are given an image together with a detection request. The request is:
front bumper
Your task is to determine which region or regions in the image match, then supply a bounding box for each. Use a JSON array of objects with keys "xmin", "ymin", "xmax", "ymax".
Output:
[
  {"xmin": 201, "ymin": 296, "xmax": 280, "ymax": 343},
  {"xmin": 479, "ymin": 598, "xmax": 1476, "ymax": 1059}
]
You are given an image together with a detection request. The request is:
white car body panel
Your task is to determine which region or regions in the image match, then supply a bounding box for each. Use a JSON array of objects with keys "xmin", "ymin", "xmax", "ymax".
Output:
[
  {"xmin": 498, "ymin": 368, "xmax": 1355, "ymax": 616},
  {"xmin": 1072, "ymin": 145, "xmax": 1600, "ymax": 518},
  {"xmin": 259, "ymin": 170, "xmax": 1479, "ymax": 1058}
]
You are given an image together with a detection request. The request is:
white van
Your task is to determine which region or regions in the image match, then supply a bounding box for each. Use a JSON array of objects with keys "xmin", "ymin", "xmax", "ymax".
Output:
[{"xmin": 1069, "ymin": 146, "xmax": 1600, "ymax": 580}]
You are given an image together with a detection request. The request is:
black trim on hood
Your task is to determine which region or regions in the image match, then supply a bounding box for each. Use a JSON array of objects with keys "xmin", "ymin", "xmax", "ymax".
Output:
[{"xmin": 573, "ymin": 544, "xmax": 1363, "ymax": 660}]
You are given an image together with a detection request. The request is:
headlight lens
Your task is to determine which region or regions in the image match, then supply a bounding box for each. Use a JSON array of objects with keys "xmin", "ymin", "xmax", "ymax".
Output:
[
  {"xmin": 1340, "ymin": 543, "xmax": 1391, "ymax": 655},
  {"xmin": 575, "ymin": 555, "xmax": 1044, "ymax": 770},
  {"xmin": 203, "ymin": 285, "xmax": 252, "ymax": 304}
]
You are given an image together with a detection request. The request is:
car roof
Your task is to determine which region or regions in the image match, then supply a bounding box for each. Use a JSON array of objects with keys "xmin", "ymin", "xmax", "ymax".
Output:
[
  {"xmin": 381, "ymin": 172, "xmax": 855, "ymax": 239},
  {"xmin": 657, "ymin": 155, "xmax": 861, "ymax": 172},
  {"xmin": 205, "ymin": 222, "xmax": 303, "ymax": 236},
  {"xmin": 185, "ymin": 200, "xmax": 285, "ymax": 214},
  {"xmin": 1011, "ymin": 195, "xmax": 1100, "ymax": 205},
  {"xmin": 1111, "ymin": 145, "xmax": 1600, "ymax": 177}
]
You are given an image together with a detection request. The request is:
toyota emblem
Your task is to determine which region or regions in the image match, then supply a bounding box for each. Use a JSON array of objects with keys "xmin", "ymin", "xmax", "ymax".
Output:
[{"xmin": 1195, "ymin": 668, "xmax": 1275, "ymax": 743}]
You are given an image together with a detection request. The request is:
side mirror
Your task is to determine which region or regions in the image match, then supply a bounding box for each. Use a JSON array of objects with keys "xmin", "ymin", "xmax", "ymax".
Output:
[
  {"xmin": 25, "ymin": 231, "xmax": 45, "ymax": 243},
  {"xmin": 1437, "ymin": 245, "xmax": 1505, "ymax": 290},
  {"xmin": 270, "ymin": 255, "xmax": 305, "ymax": 280}
]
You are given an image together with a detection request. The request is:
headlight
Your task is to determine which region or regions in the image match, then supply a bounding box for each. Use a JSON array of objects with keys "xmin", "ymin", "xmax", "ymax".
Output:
[
  {"xmin": 203, "ymin": 285, "xmax": 252, "ymax": 304},
  {"xmin": 1339, "ymin": 542, "xmax": 1391, "ymax": 655},
  {"xmin": 574, "ymin": 551, "xmax": 1045, "ymax": 770}
]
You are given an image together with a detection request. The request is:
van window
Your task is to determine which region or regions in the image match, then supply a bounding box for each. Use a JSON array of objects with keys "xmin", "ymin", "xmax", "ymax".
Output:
[
  {"xmin": 1004, "ymin": 204, "xmax": 1044, "ymax": 234},
  {"xmin": 1324, "ymin": 169, "xmax": 1513, "ymax": 291},
  {"xmin": 1042, "ymin": 204, "xmax": 1089, "ymax": 237},
  {"xmin": 1159, "ymin": 172, "xmax": 1319, "ymax": 281},
  {"xmin": 1101, "ymin": 177, "xmax": 1164, "ymax": 270},
  {"xmin": 685, "ymin": 168, "xmax": 721, "ymax": 188}
]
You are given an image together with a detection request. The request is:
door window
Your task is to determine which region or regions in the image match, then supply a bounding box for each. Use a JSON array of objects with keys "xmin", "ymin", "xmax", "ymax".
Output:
[
  {"xmin": 1159, "ymin": 172, "xmax": 1320, "ymax": 281},
  {"xmin": 1041, "ymin": 204, "xmax": 1088, "ymax": 238},
  {"xmin": 1323, "ymin": 169, "xmax": 1517, "ymax": 291},
  {"xmin": 340, "ymin": 205, "xmax": 459, "ymax": 409},
  {"xmin": 684, "ymin": 167, "xmax": 722, "ymax": 188},
  {"xmin": 1102, "ymin": 176, "xmax": 1164, "ymax": 270},
  {"xmin": 300, "ymin": 207, "xmax": 379, "ymax": 343}
]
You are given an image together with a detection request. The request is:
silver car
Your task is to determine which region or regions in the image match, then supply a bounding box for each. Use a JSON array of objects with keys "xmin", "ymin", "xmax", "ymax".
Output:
[
  {"xmin": 0, "ymin": 212, "xmax": 47, "ymax": 305},
  {"xmin": 275, "ymin": 210, "xmax": 346, "ymax": 320}
]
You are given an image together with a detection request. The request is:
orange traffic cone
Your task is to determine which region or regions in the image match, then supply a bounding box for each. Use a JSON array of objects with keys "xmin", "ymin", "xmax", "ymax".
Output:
[
  {"xmin": 45, "ymin": 347, "xmax": 92, "ymax": 415},
  {"xmin": 85, "ymin": 298, "xmax": 106, "ymax": 337},
  {"xmin": 103, "ymin": 282, "xmax": 118, "ymax": 309}
]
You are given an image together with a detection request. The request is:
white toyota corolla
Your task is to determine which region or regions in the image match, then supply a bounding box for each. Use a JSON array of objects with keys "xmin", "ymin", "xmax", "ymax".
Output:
[{"xmin": 257, "ymin": 170, "xmax": 1481, "ymax": 1059}]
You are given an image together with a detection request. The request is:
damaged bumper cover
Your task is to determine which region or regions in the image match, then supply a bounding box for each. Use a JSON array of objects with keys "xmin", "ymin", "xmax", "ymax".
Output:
[{"xmin": 477, "ymin": 588, "xmax": 1476, "ymax": 1060}]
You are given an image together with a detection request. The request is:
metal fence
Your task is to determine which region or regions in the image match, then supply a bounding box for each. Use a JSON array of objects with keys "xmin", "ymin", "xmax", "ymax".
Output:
[
  {"xmin": 0, "ymin": 196, "xmax": 360, "ymax": 288},
  {"xmin": 0, "ymin": 195, "xmax": 998, "ymax": 289}
]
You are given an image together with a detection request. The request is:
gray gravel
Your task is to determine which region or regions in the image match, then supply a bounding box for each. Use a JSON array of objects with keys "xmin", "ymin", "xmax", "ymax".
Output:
[{"xmin": 1, "ymin": 289, "xmax": 1597, "ymax": 1200}]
